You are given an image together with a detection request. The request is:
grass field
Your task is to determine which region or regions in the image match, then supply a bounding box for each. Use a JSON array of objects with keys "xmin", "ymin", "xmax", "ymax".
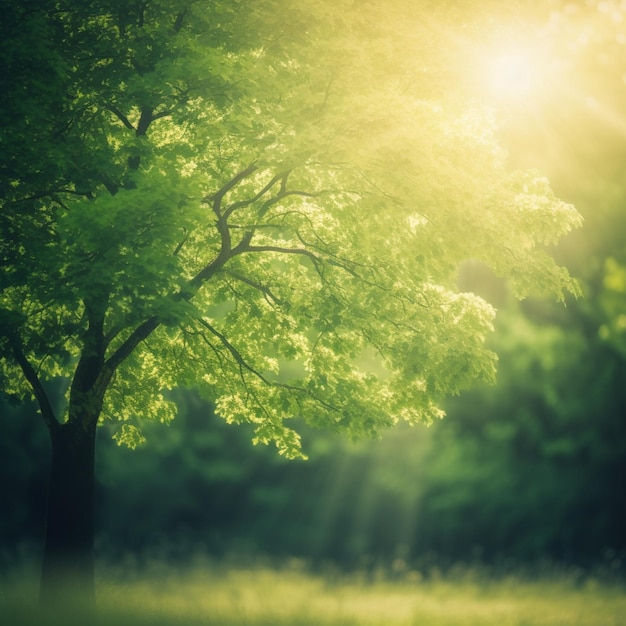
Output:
[{"xmin": 2, "ymin": 562, "xmax": 625, "ymax": 625}]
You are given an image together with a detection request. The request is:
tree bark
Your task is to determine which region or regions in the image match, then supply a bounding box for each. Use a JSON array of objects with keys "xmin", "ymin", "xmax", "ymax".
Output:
[{"xmin": 39, "ymin": 418, "xmax": 98, "ymax": 609}]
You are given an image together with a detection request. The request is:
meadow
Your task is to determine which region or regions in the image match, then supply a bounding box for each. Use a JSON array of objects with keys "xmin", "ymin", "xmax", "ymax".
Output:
[{"xmin": 2, "ymin": 561, "xmax": 625, "ymax": 626}]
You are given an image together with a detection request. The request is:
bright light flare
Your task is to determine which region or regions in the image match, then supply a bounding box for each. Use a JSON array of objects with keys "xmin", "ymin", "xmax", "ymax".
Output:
[
  {"xmin": 466, "ymin": 35, "xmax": 554, "ymax": 109},
  {"xmin": 486, "ymin": 50, "xmax": 535, "ymax": 99}
]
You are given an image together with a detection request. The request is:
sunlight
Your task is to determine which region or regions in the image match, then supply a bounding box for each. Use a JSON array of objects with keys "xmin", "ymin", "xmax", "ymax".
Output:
[
  {"xmin": 463, "ymin": 28, "xmax": 558, "ymax": 111},
  {"xmin": 486, "ymin": 49, "xmax": 535, "ymax": 99}
]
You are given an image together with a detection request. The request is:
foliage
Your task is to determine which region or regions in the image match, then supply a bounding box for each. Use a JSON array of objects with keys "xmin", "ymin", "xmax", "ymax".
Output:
[
  {"xmin": 411, "ymin": 0, "xmax": 626, "ymax": 567},
  {"xmin": 0, "ymin": 0, "xmax": 581, "ymax": 459},
  {"xmin": 415, "ymin": 305, "xmax": 626, "ymax": 564}
]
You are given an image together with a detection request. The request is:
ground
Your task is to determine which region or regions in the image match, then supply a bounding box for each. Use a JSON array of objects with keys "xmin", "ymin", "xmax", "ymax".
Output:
[{"xmin": 2, "ymin": 560, "xmax": 625, "ymax": 625}]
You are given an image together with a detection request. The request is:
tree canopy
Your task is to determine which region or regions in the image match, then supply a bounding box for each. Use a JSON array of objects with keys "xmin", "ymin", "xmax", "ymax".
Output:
[{"xmin": 1, "ymin": 0, "xmax": 581, "ymax": 459}]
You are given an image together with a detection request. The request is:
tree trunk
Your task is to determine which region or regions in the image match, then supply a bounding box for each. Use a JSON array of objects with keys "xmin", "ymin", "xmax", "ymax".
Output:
[{"xmin": 39, "ymin": 418, "xmax": 97, "ymax": 609}]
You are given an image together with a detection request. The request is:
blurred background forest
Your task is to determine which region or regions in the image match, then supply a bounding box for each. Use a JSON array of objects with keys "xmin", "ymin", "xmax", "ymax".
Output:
[{"xmin": 2, "ymin": 1, "xmax": 626, "ymax": 580}]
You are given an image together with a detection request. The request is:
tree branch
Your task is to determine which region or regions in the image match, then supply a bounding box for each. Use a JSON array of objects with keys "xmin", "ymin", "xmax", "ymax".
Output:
[
  {"xmin": 197, "ymin": 317, "xmax": 266, "ymax": 381},
  {"xmin": 292, "ymin": 230, "xmax": 387, "ymax": 290},
  {"xmin": 237, "ymin": 244, "xmax": 326, "ymax": 281},
  {"xmin": 152, "ymin": 109, "xmax": 171, "ymax": 121},
  {"xmin": 187, "ymin": 163, "xmax": 260, "ymax": 290},
  {"xmin": 223, "ymin": 269, "xmax": 285, "ymax": 306},
  {"xmin": 173, "ymin": 228, "xmax": 189, "ymax": 256},
  {"xmin": 222, "ymin": 171, "xmax": 288, "ymax": 220},
  {"xmin": 135, "ymin": 106, "xmax": 153, "ymax": 136},
  {"xmin": 202, "ymin": 162, "xmax": 259, "ymax": 210},
  {"xmin": 103, "ymin": 315, "xmax": 160, "ymax": 376},
  {"xmin": 241, "ymin": 245, "xmax": 322, "ymax": 265},
  {"xmin": 8, "ymin": 335, "xmax": 59, "ymax": 433},
  {"xmin": 188, "ymin": 169, "xmax": 326, "ymax": 295},
  {"xmin": 106, "ymin": 105, "xmax": 135, "ymax": 131},
  {"xmin": 101, "ymin": 174, "xmax": 119, "ymax": 196},
  {"xmin": 187, "ymin": 244, "xmax": 234, "ymax": 290},
  {"xmin": 8, "ymin": 188, "xmax": 93, "ymax": 206},
  {"xmin": 195, "ymin": 318, "xmax": 337, "ymax": 411},
  {"xmin": 173, "ymin": 9, "xmax": 187, "ymax": 33},
  {"xmin": 257, "ymin": 189, "xmax": 325, "ymax": 220}
]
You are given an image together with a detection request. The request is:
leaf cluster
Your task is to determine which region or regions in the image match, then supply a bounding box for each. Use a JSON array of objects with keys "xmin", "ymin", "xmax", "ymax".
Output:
[{"xmin": 1, "ymin": 0, "xmax": 581, "ymax": 456}]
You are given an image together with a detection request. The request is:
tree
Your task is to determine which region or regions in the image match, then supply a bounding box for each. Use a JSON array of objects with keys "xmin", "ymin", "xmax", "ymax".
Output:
[{"xmin": 0, "ymin": 0, "xmax": 581, "ymax": 607}]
